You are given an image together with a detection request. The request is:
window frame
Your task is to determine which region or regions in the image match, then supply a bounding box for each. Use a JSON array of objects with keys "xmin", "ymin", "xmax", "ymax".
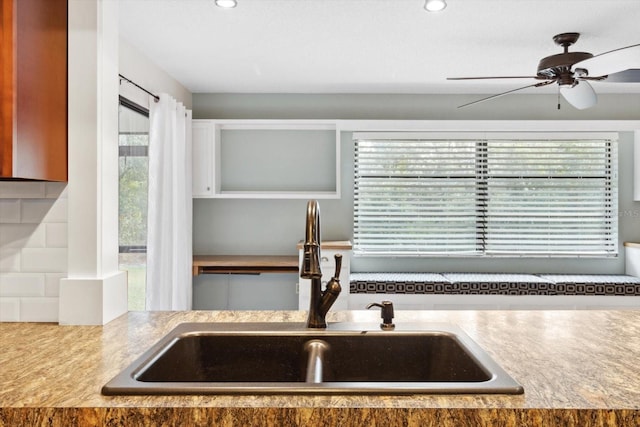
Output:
[
  {"xmin": 118, "ymin": 96, "xmax": 149, "ymax": 255},
  {"xmin": 353, "ymin": 131, "xmax": 619, "ymax": 258}
]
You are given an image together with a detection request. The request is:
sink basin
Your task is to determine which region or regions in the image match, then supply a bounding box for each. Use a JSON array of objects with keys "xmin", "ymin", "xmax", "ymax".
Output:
[{"xmin": 102, "ymin": 322, "xmax": 523, "ymax": 395}]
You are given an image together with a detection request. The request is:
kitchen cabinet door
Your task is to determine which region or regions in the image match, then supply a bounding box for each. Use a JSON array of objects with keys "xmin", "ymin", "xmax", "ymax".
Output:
[
  {"xmin": 1, "ymin": 0, "xmax": 68, "ymax": 181},
  {"xmin": 192, "ymin": 121, "xmax": 215, "ymax": 197}
]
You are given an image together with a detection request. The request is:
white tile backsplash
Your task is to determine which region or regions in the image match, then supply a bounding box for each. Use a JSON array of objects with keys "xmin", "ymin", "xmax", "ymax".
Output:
[
  {"xmin": 0, "ymin": 273, "xmax": 45, "ymax": 297},
  {"xmin": 0, "ymin": 298, "xmax": 20, "ymax": 321},
  {"xmin": 45, "ymin": 182, "xmax": 68, "ymax": 199},
  {"xmin": 45, "ymin": 273, "xmax": 64, "ymax": 297},
  {"xmin": 0, "ymin": 224, "xmax": 44, "ymax": 248},
  {"xmin": 21, "ymin": 198, "xmax": 68, "ymax": 223},
  {"xmin": 0, "ymin": 182, "xmax": 46, "ymax": 198},
  {"xmin": 45, "ymin": 223, "xmax": 68, "ymax": 247},
  {"xmin": 0, "ymin": 182, "xmax": 68, "ymax": 322},
  {"xmin": 0, "ymin": 247, "xmax": 21, "ymax": 272},
  {"xmin": 20, "ymin": 297, "xmax": 59, "ymax": 322},
  {"xmin": 21, "ymin": 248, "xmax": 67, "ymax": 273},
  {"xmin": 0, "ymin": 199, "xmax": 21, "ymax": 223}
]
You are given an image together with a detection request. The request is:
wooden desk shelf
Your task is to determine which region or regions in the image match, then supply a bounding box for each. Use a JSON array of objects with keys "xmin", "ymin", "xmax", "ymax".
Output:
[{"xmin": 193, "ymin": 255, "xmax": 299, "ymax": 276}]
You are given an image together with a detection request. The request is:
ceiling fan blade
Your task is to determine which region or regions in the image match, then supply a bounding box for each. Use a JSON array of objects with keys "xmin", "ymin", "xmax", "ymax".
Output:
[
  {"xmin": 573, "ymin": 43, "xmax": 640, "ymax": 77},
  {"xmin": 605, "ymin": 68, "xmax": 640, "ymax": 82},
  {"xmin": 447, "ymin": 76, "xmax": 541, "ymax": 80},
  {"xmin": 559, "ymin": 80, "xmax": 597, "ymax": 110},
  {"xmin": 457, "ymin": 80, "xmax": 555, "ymax": 108}
]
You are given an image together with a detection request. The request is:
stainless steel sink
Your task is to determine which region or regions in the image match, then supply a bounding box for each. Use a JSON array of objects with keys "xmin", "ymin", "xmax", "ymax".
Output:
[{"xmin": 102, "ymin": 322, "xmax": 523, "ymax": 395}]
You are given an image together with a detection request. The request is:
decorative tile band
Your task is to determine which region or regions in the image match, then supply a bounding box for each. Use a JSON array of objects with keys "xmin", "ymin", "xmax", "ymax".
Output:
[{"xmin": 349, "ymin": 273, "xmax": 640, "ymax": 296}]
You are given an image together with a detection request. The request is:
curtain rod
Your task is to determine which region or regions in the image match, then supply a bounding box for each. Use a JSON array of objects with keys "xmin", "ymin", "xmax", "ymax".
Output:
[{"xmin": 118, "ymin": 74, "xmax": 160, "ymax": 103}]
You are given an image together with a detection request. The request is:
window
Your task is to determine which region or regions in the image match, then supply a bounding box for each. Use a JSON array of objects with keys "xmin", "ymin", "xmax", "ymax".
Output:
[
  {"xmin": 118, "ymin": 97, "xmax": 149, "ymax": 310},
  {"xmin": 353, "ymin": 132, "xmax": 618, "ymax": 257}
]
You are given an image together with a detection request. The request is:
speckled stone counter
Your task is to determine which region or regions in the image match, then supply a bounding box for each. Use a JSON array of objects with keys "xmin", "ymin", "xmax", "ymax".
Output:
[{"xmin": 1, "ymin": 310, "xmax": 639, "ymax": 426}]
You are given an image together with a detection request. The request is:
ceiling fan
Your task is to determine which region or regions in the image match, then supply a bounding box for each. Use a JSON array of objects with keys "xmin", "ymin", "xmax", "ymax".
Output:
[{"xmin": 448, "ymin": 32, "xmax": 640, "ymax": 109}]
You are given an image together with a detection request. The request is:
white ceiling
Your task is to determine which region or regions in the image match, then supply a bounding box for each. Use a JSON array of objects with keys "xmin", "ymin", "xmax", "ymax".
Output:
[{"xmin": 118, "ymin": 0, "xmax": 640, "ymax": 95}]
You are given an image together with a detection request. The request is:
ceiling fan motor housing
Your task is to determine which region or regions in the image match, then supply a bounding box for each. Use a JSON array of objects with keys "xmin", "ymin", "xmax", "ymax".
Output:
[
  {"xmin": 536, "ymin": 52, "xmax": 594, "ymax": 79},
  {"xmin": 537, "ymin": 33, "xmax": 594, "ymax": 81}
]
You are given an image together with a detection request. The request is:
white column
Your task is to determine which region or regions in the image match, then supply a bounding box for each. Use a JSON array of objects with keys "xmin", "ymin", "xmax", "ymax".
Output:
[{"xmin": 59, "ymin": 0, "xmax": 127, "ymax": 325}]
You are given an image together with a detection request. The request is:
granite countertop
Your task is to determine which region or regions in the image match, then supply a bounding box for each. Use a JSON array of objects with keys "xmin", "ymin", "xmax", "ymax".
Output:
[{"xmin": 1, "ymin": 310, "xmax": 639, "ymax": 426}]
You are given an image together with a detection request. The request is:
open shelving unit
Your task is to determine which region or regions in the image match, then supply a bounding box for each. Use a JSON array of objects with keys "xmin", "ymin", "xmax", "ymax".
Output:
[{"xmin": 192, "ymin": 120, "xmax": 341, "ymax": 199}]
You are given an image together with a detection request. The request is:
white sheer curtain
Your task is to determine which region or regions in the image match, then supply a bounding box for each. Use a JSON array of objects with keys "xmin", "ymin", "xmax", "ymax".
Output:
[{"xmin": 146, "ymin": 94, "xmax": 193, "ymax": 310}]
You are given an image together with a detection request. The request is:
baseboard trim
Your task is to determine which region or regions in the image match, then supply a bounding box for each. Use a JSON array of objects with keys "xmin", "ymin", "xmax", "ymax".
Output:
[{"xmin": 59, "ymin": 271, "xmax": 128, "ymax": 325}]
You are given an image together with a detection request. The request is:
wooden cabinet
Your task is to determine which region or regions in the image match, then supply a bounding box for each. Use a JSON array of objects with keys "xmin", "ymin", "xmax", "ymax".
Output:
[{"xmin": 1, "ymin": 0, "xmax": 67, "ymax": 181}]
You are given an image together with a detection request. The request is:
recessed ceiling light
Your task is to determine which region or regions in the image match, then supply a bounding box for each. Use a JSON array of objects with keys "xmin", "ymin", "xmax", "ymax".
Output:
[
  {"xmin": 424, "ymin": 0, "xmax": 447, "ymax": 12},
  {"xmin": 215, "ymin": 0, "xmax": 237, "ymax": 8}
]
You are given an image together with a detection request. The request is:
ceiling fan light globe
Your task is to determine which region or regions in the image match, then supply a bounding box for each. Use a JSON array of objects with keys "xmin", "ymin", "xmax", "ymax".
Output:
[
  {"xmin": 559, "ymin": 81, "xmax": 597, "ymax": 110},
  {"xmin": 424, "ymin": 0, "xmax": 447, "ymax": 12}
]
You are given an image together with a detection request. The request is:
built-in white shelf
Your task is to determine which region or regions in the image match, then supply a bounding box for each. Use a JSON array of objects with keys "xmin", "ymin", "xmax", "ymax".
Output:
[{"xmin": 192, "ymin": 120, "xmax": 341, "ymax": 199}]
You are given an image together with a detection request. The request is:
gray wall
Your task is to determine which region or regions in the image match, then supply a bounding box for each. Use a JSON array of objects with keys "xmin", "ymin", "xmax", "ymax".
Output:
[
  {"xmin": 193, "ymin": 93, "xmax": 640, "ymax": 121},
  {"xmin": 192, "ymin": 93, "xmax": 640, "ymax": 309}
]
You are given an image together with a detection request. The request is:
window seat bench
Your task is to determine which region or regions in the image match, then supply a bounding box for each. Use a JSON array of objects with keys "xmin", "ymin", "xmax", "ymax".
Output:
[
  {"xmin": 350, "ymin": 273, "xmax": 640, "ymax": 296},
  {"xmin": 348, "ymin": 273, "xmax": 640, "ymax": 310}
]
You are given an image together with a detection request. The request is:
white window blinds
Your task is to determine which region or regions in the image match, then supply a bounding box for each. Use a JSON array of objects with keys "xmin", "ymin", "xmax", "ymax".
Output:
[{"xmin": 353, "ymin": 132, "xmax": 618, "ymax": 257}]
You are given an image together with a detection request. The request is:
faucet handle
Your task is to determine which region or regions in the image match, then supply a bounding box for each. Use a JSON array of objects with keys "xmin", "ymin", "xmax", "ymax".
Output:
[
  {"xmin": 332, "ymin": 254, "xmax": 342, "ymax": 279},
  {"xmin": 317, "ymin": 256, "xmax": 342, "ymax": 319},
  {"xmin": 366, "ymin": 301, "xmax": 395, "ymax": 330}
]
